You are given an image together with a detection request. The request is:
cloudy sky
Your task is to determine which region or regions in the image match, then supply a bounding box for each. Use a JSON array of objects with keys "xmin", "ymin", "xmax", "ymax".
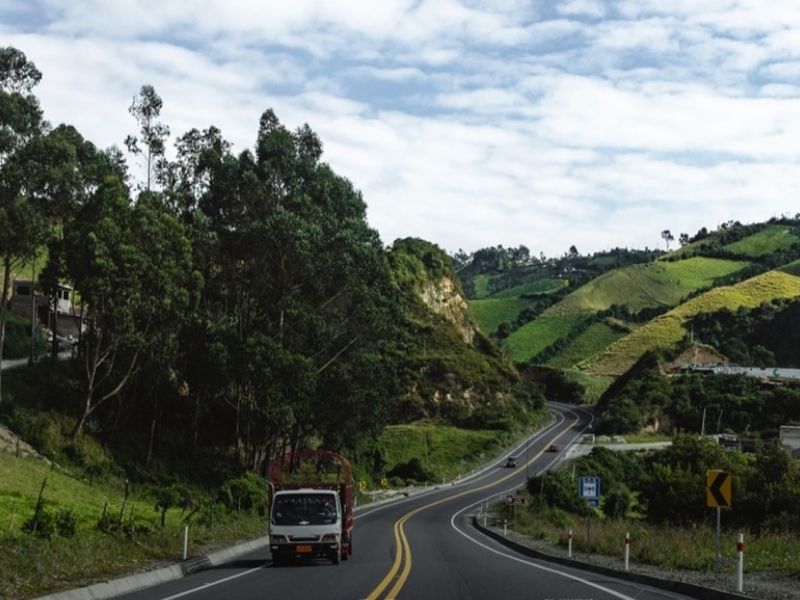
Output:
[{"xmin": 3, "ymin": 1, "xmax": 800, "ymax": 256}]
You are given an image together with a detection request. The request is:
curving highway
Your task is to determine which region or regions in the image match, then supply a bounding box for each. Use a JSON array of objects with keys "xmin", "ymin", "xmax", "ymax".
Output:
[{"xmin": 118, "ymin": 403, "xmax": 696, "ymax": 600}]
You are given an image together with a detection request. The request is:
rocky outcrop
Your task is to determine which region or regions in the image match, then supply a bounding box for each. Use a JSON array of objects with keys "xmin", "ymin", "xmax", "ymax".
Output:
[{"xmin": 418, "ymin": 277, "xmax": 476, "ymax": 345}]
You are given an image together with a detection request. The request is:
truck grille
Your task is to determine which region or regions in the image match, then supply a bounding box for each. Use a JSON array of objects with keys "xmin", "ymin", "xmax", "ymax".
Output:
[{"xmin": 289, "ymin": 535, "xmax": 319, "ymax": 542}]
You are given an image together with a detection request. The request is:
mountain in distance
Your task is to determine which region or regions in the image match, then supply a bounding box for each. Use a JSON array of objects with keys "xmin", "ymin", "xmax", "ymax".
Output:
[{"xmin": 457, "ymin": 218, "xmax": 800, "ymax": 397}]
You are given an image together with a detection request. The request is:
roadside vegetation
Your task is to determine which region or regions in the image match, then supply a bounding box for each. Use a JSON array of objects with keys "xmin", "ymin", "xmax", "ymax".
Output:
[
  {"xmin": 379, "ymin": 413, "xmax": 552, "ymax": 484},
  {"xmin": 492, "ymin": 438, "xmax": 800, "ymax": 575}
]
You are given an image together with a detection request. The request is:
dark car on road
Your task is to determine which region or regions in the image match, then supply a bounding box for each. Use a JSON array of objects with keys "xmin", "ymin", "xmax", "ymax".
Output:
[{"xmin": 503, "ymin": 456, "xmax": 517, "ymax": 468}]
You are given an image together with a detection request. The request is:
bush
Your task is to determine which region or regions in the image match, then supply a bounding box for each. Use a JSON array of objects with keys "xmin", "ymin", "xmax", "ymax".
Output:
[
  {"xmin": 22, "ymin": 507, "xmax": 56, "ymax": 538},
  {"xmin": 55, "ymin": 507, "xmax": 78, "ymax": 537},
  {"xmin": 218, "ymin": 473, "xmax": 267, "ymax": 514},
  {"xmin": 602, "ymin": 484, "xmax": 633, "ymax": 519},
  {"xmin": 386, "ymin": 457, "xmax": 435, "ymax": 483}
]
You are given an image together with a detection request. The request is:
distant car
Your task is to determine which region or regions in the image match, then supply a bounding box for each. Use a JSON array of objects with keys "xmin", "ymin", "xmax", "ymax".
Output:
[
  {"xmin": 546, "ymin": 444, "xmax": 560, "ymax": 452},
  {"xmin": 503, "ymin": 456, "xmax": 517, "ymax": 468}
]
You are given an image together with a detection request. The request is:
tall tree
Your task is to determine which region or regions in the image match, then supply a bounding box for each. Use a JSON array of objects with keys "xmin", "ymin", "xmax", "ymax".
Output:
[
  {"xmin": 124, "ymin": 85, "xmax": 169, "ymax": 192},
  {"xmin": 0, "ymin": 47, "xmax": 44, "ymax": 398},
  {"xmin": 661, "ymin": 229, "xmax": 674, "ymax": 250},
  {"xmin": 64, "ymin": 178, "xmax": 195, "ymax": 439}
]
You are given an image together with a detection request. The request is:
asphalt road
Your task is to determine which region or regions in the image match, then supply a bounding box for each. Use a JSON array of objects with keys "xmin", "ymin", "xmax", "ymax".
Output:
[{"xmin": 119, "ymin": 403, "xmax": 697, "ymax": 600}]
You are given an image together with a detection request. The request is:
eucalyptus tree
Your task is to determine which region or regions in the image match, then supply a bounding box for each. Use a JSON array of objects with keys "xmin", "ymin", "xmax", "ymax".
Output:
[
  {"xmin": 64, "ymin": 177, "xmax": 196, "ymax": 439},
  {"xmin": 125, "ymin": 84, "xmax": 169, "ymax": 192},
  {"xmin": 182, "ymin": 110, "xmax": 400, "ymax": 467},
  {"xmin": 0, "ymin": 47, "xmax": 44, "ymax": 397}
]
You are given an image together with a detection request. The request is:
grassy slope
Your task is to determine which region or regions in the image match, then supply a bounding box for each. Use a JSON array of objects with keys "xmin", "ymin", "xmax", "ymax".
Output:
[
  {"xmin": 545, "ymin": 257, "xmax": 750, "ymax": 317},
  {"xmin": 379, "ymin": 423, "xmax": 507, "ymax": 481},
  {"xmin": 504, "ymin": 316, "xmax": 585, "ymax": 364},
  {"xmin": 0, "ymin": 453, "xmax": 264, "ymax": 599},
  {"xmin": 504, "ymin": 257, "xmax": 748, "ymax": 365},
  {"xmin": 490, "ymin": 278, "xmax": 566, "ymax": 299},
  {"xmin": 545, "ymin": 322, "xmax": 627, "ymax": 369},
  {"xmin": 724, "ymin": 224, "xmax": 800, "ymax": 256},
  {"xmin": 0, "ymin": 453, "xmax": 154, "ymax": 534},
  {"xmin": 584, "ymin": 269, "xmax": 800, "ymax": 376},
  {"xmin": 470, "ymin": 297, "xmax": 535, "ymax": 334}
]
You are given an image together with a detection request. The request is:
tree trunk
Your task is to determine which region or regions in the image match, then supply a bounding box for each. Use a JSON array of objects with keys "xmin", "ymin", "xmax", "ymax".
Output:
[
  {"xmin": 72, "ymin": 395, "xmax": 93, "ymax": 441},
  {"xmin": 51, "ymin": 291, "xmax": 59, "ymax": 360},
  {"xmin": 0, "ymin": 256, "xmax": 12, "ymax": 400}
]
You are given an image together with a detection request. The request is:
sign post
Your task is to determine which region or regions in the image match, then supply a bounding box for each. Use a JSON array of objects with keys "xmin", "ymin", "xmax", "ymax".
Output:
[
  {"xmin": 706, "ymin": 470, "xmax": 732, "ymax": 577},
  {"xmin": 579, "ymin": 476, "xmax": 601, "ymax": 551}
]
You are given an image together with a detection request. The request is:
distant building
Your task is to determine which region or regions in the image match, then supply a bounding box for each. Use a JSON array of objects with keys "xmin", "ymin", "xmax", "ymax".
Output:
[
  {"xmin": 10, "ymin": 280, "xmax": 83, "ymax": 339},
  {"xmin": 779, "ymin": 426, "xmax": 800, "ymax": 458}
]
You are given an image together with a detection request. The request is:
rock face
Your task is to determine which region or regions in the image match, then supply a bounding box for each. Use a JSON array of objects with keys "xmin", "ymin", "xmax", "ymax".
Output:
[
  {"xmin": 388, "ymin": 238, "xmax": 521, "ymax": 425},
  {"xmin": 418, "ymin": 277, "xmax": 476, "ymax": 345}
]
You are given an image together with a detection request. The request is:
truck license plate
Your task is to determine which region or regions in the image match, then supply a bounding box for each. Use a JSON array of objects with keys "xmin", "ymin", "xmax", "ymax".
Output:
[{"xmin": 296, "ymin": 545, "xmax": 312, "ymax": 553}]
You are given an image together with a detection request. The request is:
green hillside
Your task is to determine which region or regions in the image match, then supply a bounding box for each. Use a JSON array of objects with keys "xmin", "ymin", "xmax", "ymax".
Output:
[
  {"xmin": 504, "ymin": 315, "xmax": 586, "ymax": 363},
  {"xmin": 469, "ymin": 297, "xmax": 536, "ymax": 334},
  {"xmin": 583, "ymin": 269, "xmax": 800, "ymax": 376},
  {"xmin": 490, "ymin": 278, "xmax": 566, "ymax": 299},
  {"xmin": 545, "ymin": 257, "xmax": 749, "ymax": 317},
  {"xmin": 545, "ymin": 321, "xmax": 628, "ymax": 369},
  {"xmin": 724, "ymin": 224, "xmax": 800, "ymax": 256},
  {"xmin": 504, "ymin": 256, "xmax": 748, "ymax": 365}
]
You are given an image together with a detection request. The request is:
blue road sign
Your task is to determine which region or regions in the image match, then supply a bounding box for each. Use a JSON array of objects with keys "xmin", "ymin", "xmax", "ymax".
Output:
[
  {"xmin": 579, "ymin": 476, "xmax": 601, "ymax": 499},
  {"xmin": 588, "ymin": 498, "xmax": 599, "ymax": 508}
]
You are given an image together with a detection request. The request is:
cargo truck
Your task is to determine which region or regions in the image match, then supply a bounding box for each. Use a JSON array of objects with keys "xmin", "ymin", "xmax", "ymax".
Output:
[{"xmin": 268, "ymin": 449, "xmax": 354, "ymax": 565}]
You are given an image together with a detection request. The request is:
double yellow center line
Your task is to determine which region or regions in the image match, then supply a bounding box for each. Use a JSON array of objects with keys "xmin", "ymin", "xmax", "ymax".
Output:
[{"xmin": 365, "ymin": 413, "xmax": 578, "ymax": 600}]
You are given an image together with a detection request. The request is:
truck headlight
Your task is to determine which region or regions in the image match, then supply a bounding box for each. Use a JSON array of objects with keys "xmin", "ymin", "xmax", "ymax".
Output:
[
  {"xmin": 321, "ymin": 534, "xmax": 339, "ymax": 542},
  {"xmin": 270, "ymin": 535, "xmax": 287, "ymax": 543}
]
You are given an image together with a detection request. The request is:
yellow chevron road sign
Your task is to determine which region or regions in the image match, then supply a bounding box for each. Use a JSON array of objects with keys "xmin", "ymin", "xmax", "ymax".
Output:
[{"xmin": 706, "ymin": 470, "xmax": 732, "ymax": 508}]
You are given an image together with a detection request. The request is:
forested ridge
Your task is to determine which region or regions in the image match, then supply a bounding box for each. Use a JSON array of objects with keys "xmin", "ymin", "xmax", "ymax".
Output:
[{"xmin": 0, "ymin": 47, "xmax": 534, "ymax": 484}]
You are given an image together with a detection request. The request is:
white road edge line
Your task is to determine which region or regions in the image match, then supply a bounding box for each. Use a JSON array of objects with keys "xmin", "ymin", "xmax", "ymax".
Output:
[
  {"xmin": 448, "ymin": 407, "xmax": 643, "ymax": 600},
  {"xmin": 157, "ymin": 567, "xmax": 264, "ymax": 600}
]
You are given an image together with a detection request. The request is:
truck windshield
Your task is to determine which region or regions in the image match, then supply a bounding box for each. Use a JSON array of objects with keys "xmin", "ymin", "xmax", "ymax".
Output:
[{"xmin": 272, "ymin": 493, "xmax": 338, "ymax": 526}]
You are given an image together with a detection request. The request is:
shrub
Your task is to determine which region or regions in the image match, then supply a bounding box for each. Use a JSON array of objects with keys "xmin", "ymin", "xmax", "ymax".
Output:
[
  {"xmin": 218, "ymin": 473, "xmax": 267, "ymax": 514},
  {"xmin": 23, "ymin": 507, "xmax": 56, "ymax": 538},
  {"xmin": 55, "ymin": 507, "xmax": 78, "ymax": 537},
  {"xmin": 386, "ymin": 457, "xmax": 434, "ymax": 483}
]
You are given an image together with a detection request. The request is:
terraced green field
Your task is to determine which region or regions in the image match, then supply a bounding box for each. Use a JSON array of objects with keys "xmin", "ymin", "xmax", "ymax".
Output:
[
  {"xmin": 470, "ymin": 297, "xmax": 535, "ymax": 334},
  {"xmin": 583, "ymin": 269, "xmax": 800, "ymax": 376},
  {"xmin": 546, "ymin": 257, "xmax": 749, "ymax": 317},
  {"xmin": 504, "ymin": 315, "xmax": 586, "ymax": 364},
  {"xmin": 545, "ymin": 321, "xmax": 628, "ymax": 369},
  {"xmin": 490, "ymin": 278, "xmax": 566, "ymax": 299},
  {"xmin": 725, "ymin": 224, "xmax": 800, "ymax": 257}
]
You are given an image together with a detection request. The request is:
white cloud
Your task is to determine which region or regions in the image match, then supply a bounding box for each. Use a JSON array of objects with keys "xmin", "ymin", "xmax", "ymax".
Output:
[
  {"xmin": 557, "ymin": 0, "xmax": 606, "ymax": 19},
  {"xmin": 5, "ymin": 1, "xmax": 800, "ymax": 257}
]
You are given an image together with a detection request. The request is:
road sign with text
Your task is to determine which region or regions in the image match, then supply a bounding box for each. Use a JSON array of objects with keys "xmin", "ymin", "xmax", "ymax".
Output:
[
  {"xmin": 706, "ymin": 470, "xmax": 732, "ymax": 508},
  {"xmin": 579, "ymin": 476, "xmax": 600, "ymax": 500}
]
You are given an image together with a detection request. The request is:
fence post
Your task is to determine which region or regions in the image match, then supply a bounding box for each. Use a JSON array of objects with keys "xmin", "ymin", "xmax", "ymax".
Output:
[
  {"xmin": 503, "ymin": 519, "xmax": 507, "ymax": 537},
  {"xmin": 624, "ymin": 532, "xmax": 630, "ymax": 571},
  {"xmin": 568, "ymin": 529, "xmax": 572, "ymax": 558},
  {"xmin": 182, "ymin": 524, "xmax": 189, "ymax": 560},
  {"xmin": 736, "ymin": 533, "xmax": 744, "ymax": 592}
]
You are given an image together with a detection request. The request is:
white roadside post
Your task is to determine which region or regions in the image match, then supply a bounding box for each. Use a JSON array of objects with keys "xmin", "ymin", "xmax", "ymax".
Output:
[
  {"xmin": 736, "ymin": 533, "xmax": 744, "ymax": 592},
  {"xmin": 182, "ymin": 524, "xmax": 189, "ymax": 560},
  {"xmin": 624, "ymin": 532, "xmax": 630, "ymax": 571},
  {"xmin": 567, "ymin": 529, "xmax": 572, "ymax": 558},
  {"xmin": 503, "ymin": 519, "xmax": 507, "ymax": 537}
]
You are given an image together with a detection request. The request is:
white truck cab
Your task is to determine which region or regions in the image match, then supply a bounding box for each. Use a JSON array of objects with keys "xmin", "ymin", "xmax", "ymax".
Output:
[{"xmin": 269, "ymin": 488, "xmax": 344, "ymax": 565}]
